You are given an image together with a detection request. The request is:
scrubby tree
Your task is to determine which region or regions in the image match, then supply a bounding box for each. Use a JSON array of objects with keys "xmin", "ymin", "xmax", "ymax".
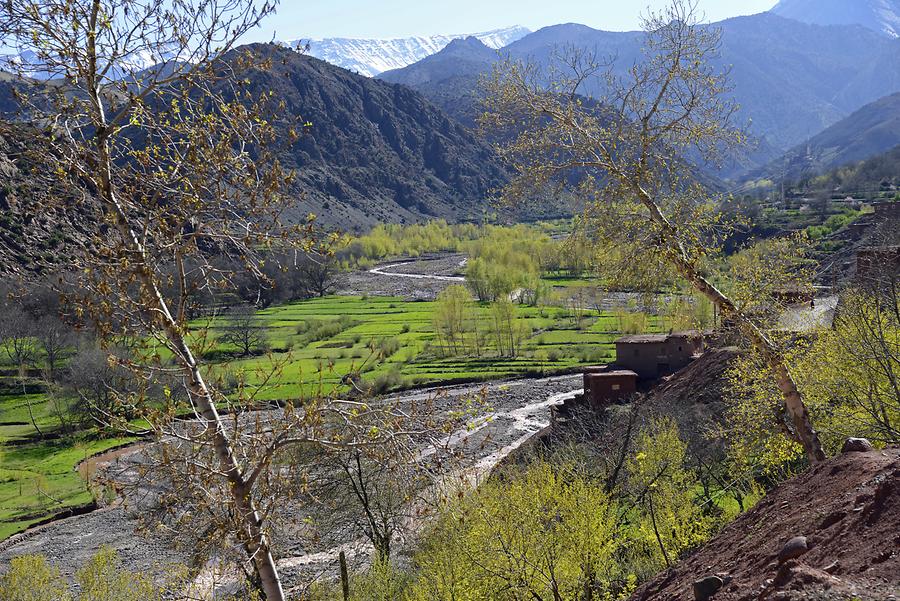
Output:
[
  {"xmin": 432, "ymin": 285, "xmax": 473, "ymax": 356},
  {"xmin": 727, "ymin": 262, "xmax": 900, "ymax": 469},
  {"xmin": 0, "ymin": 554, "xmax": 70, "ymax": 601},
  {"xmin": 410, "ymin": 462, "xmax": 622, "ymax": 601},
  {"xmin": 0, "ymin": 1, "xmax": 414, "ymax": 598},
  {"xmin": 626, "ymin": 419, "xmax": 709, "ymax": 574},
  {"xmin": 219, "ymin": 306, "xmax": 270, "ymax": 357},
  {"xmin": 804, "ymin": 283, "xmax": 898, "ymax": 445},
  {"xmin": 489, "ymin": 299, "xmax": 529, "ymax": 358},
  {"xmin": 481, "ymin": 0, "xmax": 825, "ymax": 462},
  {"xmin": 0, "ymin": 547, "xmax": 220, "ymax": 601},
  {"xmin": 0, "ymin": 306, "xmax": 35, "ymax": 375}
]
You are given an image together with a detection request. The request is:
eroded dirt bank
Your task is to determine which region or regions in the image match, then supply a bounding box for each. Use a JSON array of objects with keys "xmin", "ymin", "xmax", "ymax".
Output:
[{"xmin": 632, "ymin": 447, "xmax": 900, "ymax": 601}]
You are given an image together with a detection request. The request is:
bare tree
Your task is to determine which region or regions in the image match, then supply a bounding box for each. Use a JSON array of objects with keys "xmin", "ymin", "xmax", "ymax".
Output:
[
  {"xmin": 0, "ymin": 1, "xmax": 369, "ymax": 598},
  {"xmin": 481, "ymin": 0, "xmax": 825, "ymax": 462},
  {"xmin": 65, "ymin": 343, "xmax": 139, "ymax": 428},
  {"xmin": 297, "ymin": 249, "xmax": 340, "ymax": 298},
  {"xmin": 315, "ymin": 447, "xmax": 416, "ymax": 564},
  {"xmin": 219, "ymin": 305, "xmax": 270, "ymax": 357},
  {"xmin": 0, "ymin": 305, "xmax": 41, "ymax": 437},
  {"xmin": 34, "ymin": 317, "xmax": 75, "ymax": 381}
]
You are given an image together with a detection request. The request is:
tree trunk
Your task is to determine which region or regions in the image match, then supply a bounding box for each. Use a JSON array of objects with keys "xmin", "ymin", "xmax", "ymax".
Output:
[
  {"xmin": 78, "ymin": 4, "xmax": 287, "ymax": 597},
  {"xmin": 339, "ymin": 551, "xmax": 350, "ymax": 601},
  {"xmin": 162, "ymin": 309, "xmax": 287, "ymax": 601},
  {"xmin": 647, "ymin": 492, "xmax": 671, "ymax": 568},
  {"xmin": 634, "ymin": 186, "xmax": 827, "ymax": 463},
  {"xmin": 91, "ymin": 118, "xmax": 286, "ymax": 601},
  {"xmin": 23, "ymin": 377, "xmax": 43, "ymax": 439}
]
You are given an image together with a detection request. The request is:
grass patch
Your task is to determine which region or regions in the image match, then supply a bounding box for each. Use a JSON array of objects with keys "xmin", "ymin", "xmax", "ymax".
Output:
[
  {"xmin": 0, "ymin": 389, "xmax": 135, "ymax": 541},
  {"xmin": 0, "ymin": 291, "xmax": 661, "ymax": 541},
  {"xmin": 198, "ymin": 296, "xmax": 663, "ymax": 401}
]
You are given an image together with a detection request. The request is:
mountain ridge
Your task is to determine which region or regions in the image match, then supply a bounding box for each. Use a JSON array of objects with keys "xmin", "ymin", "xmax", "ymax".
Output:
[
  {"xmin": 207, "ymin": 44, "xmax": 513, "ymax": 229},
  {"xmin": 0, "ymin": 44, "xmax": 517, "ymax": 232},
  {"xmin": 292, "ymin": 26, "xmax": 530, "ymax": 77},
  {"xmin": 751, "ymin": 91, "xmax": 900, "ymax": 184},
  {"xmin": 772, "ymin": 0, "xmax": 900, "ymax": 37},
  {"xmin": 380, "ymin": 13, "xmax": 900, "ymax": 176}
]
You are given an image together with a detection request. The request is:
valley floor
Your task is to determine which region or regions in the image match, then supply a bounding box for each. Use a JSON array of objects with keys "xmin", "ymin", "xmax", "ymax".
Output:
[{"xmin": 0, "ymin": 374, "xmax": 584, "ymax": 595}]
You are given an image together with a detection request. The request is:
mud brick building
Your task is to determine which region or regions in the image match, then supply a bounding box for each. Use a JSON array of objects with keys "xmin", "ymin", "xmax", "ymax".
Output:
[
  {"xmin": 614, "ymin": 331, "xmax": 703, "ymax": 379},
  {"xmin": 582, "ymin": 368, "xmax": 638, "ymax": 409}
]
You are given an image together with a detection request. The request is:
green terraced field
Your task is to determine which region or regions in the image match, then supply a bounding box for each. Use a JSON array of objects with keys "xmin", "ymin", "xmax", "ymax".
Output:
[
  {"xmin": 0, "ymin": 382, "xmax": 134, "ymax": 541},
  {"xmin": 0, "ymin": 294, "xmax": 662, "ymax": 540},
  {"xmin": 202, "ymin": 296, "xmax": 664, "ymax": 401}
]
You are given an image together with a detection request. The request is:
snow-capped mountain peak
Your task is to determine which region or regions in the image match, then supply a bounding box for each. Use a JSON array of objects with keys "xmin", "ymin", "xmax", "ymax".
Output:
[
  {"xmin": 291, "ymin": 26, "xmax": 530, "ymax": 77},
  {"xmin": 771, "ymin": 0, "xmax": 900, "ymax": 38}
]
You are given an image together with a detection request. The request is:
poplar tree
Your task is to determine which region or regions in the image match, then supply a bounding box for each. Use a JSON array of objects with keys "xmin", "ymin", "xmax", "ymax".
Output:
[{"xmin": 481, "ymin": 0, "xmax": 826, "ymax": 462}]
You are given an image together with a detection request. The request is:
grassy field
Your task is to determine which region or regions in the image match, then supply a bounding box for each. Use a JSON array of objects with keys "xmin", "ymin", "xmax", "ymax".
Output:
[
  {"xmin": 0, "ymin": 384, "xmax": 134, "ymax": 541},
  {"xmin": 0, "ymin": 293, "xmax": 662, "ymax": 541},
  {"xmin": 202, "ymin": 295, "xmax": 664, "ymax": 401}
]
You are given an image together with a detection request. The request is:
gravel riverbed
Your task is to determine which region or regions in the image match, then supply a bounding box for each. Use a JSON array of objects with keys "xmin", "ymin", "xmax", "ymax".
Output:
[{"xmin": 0, "ymin": 374, "xmax": 582, "ymax": 596}]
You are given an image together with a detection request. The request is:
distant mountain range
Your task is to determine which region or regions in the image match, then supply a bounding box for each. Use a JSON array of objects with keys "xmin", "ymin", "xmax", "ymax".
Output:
[
  {"xmin": 772, "ymin": 0, "xmax": 900, "ymax": 37},
  {"xmin": 5, "ymin": 2, "xmax": 900, "ymax": 228},
  {"xmin": 752, "ymin": 91, "xmax": 900, "ymax": 183},
  {"xmin": 380, "ymin": 13, "xmax": 900, "ymax": 176},
  {"xmin": 0, "ymin": 44, "xmax": 519, "ymax": 231},
  {"xmin": 291, "ymin": 26, "xmax": 530, "ymax": 77},
  {"xmin": 1, "ymin": 26, "xmax": 530, "ymax": 82}
]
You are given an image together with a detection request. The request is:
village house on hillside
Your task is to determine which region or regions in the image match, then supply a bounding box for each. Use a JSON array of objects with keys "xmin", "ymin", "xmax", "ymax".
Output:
[
  {"xmin": 553, "ymin": 331, "xmax": 705, "ymax": 421},
  {"xmin": 613, "ymin": 331, "xmax": 704, "ymax": 380}
]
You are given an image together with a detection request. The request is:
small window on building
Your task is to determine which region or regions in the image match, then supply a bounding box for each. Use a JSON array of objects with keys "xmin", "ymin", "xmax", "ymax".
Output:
[
  {"xmin": 612, "ymin": 384, "xmax": 621, "ymax": 391},
  {"xmin": 679, "ymin": 346, "xmax": 683, "ymax": 351}
]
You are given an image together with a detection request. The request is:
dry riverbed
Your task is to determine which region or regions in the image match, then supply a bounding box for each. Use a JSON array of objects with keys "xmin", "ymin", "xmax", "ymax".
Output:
[
  {"xmin": 336, "ymin": 253, "xmax": 467, "ymax": 300},
  {"xmin": 0, "ymin": 374, "xmax": 582, "ymax": 597}
]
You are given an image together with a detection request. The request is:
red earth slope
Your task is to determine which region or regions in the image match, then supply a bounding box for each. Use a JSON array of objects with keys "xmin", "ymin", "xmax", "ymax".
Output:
[{"xmin": 632, "ymin": 447, "xmax": 900, "ymax": 600}]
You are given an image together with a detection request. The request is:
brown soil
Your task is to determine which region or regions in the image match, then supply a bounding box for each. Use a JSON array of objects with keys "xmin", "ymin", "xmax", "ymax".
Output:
[{"xmin": 632, "ymin": 448, "xmax": 900, "ymax": 600}]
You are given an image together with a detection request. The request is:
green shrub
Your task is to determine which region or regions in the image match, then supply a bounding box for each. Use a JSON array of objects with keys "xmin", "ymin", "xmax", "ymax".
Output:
[
  {"xmin": 0, "ymin": 554, "xmax": 69, "ymax": 601},
  {"xmin": 373, "ymin": 337, "xmax": 401, "ymax": 359},
  {"xmin": 0, "ymin": 548, "xmax": 217, "ymax": 601}
]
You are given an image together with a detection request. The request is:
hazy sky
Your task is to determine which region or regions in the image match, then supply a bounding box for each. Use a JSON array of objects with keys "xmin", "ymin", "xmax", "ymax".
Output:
[{"xmin": 247, "ymin": 0, "xmax": 779, "ymax": 41}]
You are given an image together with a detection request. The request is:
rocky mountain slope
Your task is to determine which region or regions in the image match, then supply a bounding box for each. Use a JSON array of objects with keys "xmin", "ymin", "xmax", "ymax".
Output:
[
  {"xmin": 216, "ymin": 44, "xmax": 509, "ymax": 229},
  {"xmin": 632, "ymin": 446, "xmax": 900, "ymax": 600},
  {"xmin": 0, "ymin": 44, "xmax": 517, "ymax": 246},
  {"xmin": 0, "ymin": 123, "xmax": 88, "ymax": 277},
  {"xmin": 380, "ymin": 14, "xmax": 900, "ymax": 173},
  {"xmin": 772, "ymin": 0, "xmax": 900, "ymax": 38},
  {"xmin": 0, "ymin": 44, "xmax": 514, "ymax": 235},
  {"xmin": 292, "ymin": 26, "xmax": 529, "ymax": 77}
]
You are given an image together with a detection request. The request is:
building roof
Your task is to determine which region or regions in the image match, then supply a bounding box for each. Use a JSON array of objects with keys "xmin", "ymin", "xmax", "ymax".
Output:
[
  {"xmin": 616, "ymin": 334, "xmax": 669, "ymax": 344},
  {"xmin": 588, "ymin": 370, "xmax": 639, "ymax": 378},
  {"xmin": 615, "ymin": 330, "xmax": 700, "ymax": 345}
]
